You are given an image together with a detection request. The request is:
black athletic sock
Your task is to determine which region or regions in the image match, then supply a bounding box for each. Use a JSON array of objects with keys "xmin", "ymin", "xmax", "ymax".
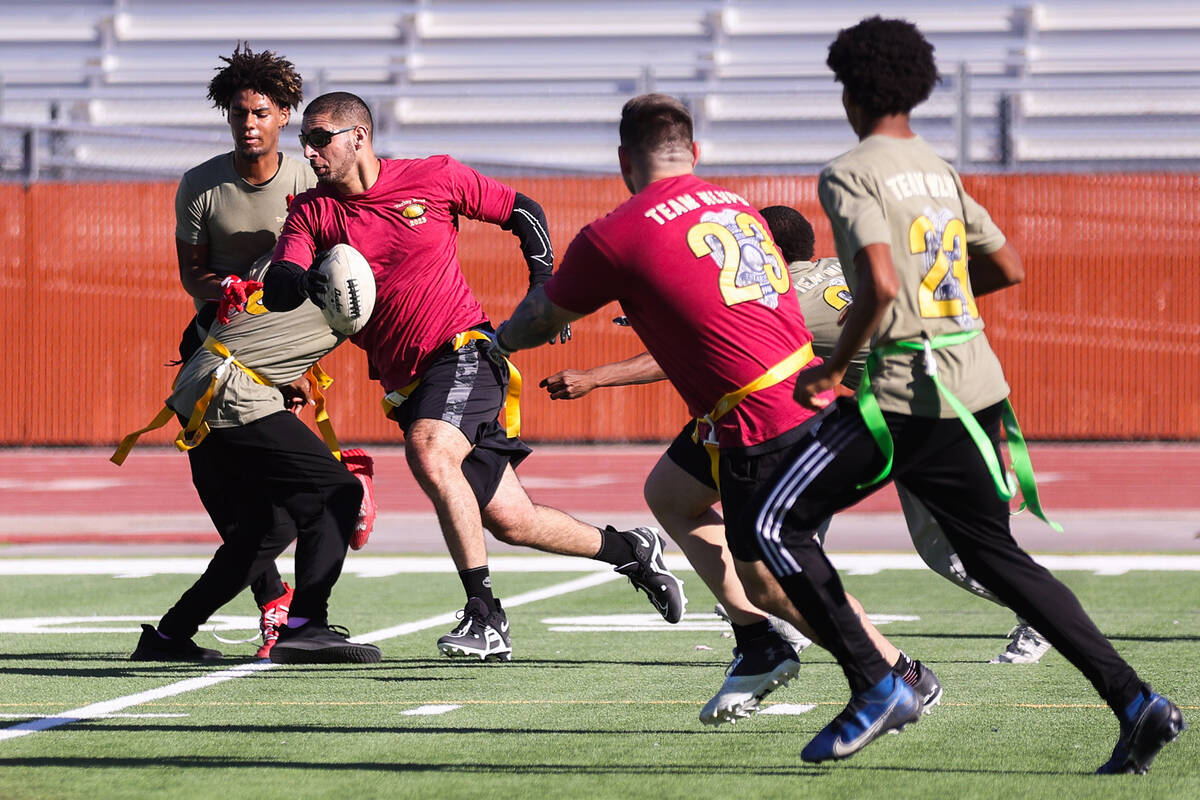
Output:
[
  {"xmin": 892, "ymin": 650, "xmax": 920, "ymax": 686},
  {"xmin": 593, "ymin": 526, "xmax": 638, "ymax": 567},
  {"xmin": 731, "ymin": 619, "xmax": 772, "ymax": 650},
  {"xmin": 459, "ymin": 566, "xmax": 496, "ymax": 612}
]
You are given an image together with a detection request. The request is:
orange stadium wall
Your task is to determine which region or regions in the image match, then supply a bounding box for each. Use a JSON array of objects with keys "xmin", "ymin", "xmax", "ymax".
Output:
[{"xmin": 1, "ymin": 174, "xmax": 1197, "ymax": 446}]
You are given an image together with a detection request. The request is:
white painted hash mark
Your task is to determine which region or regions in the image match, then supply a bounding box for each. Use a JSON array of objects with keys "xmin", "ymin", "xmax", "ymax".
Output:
[
  {"xmin": 401, "ymin": 705, "xmax": 461, "ymax": 716},
  {"xmin": 759, "ymin": 704, "xmax": 817, "ymax": 715}
]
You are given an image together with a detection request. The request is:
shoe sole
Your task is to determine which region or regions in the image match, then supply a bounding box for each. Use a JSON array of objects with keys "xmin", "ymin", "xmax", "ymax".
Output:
[
  {"xmin": 700, "ymin": 658, "xmax": 801, "ymax": 726},
  {"xmin": 130, "ymin": 653, "xmax": 221, "ymax": 663},
  {"xmin": 438, "ymin": 643, "xmax": 513, "ymax": 662},
  {"xmin": 269, "ymin": 645, "xmax": 381, "ymax": 664},
  {"xmin": 989, "ymin": 646, "xmax": 1052, "ymax": 664},
  {"xmin": 920, "ymin": 684, "xmax": 943, "ymax": 715}
]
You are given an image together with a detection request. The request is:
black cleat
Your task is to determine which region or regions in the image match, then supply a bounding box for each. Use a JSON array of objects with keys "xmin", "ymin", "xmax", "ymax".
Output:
[
  {"xmin": 1096, "ymin": 692, "xmax": 1186, "ymax": 775},
  {"xmin": 130, "ymin": 624, "xmax": 221, "ymax": 662},
  {"xmin": 700, "ymin": 630, "xmax": 801, "ymax": 725},
  {"xmin": 900, "ymin": 659, "xmax": 943, "ymax": 715},
  {"xmin": 612, "ymin": 526, "xmax": 687, "ymax": 623},
  {"xmin": 437, "ymin": 598, "xmax": 513, "ymax": 662},
  {"xmin": 268, "ymin": 620, "xmax": 381, "ymax": 664}
]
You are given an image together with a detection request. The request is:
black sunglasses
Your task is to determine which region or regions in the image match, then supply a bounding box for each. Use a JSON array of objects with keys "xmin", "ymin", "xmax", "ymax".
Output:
[{"xmin": 299, "ymin": 126, "xmax": 356, "ymax": 149}]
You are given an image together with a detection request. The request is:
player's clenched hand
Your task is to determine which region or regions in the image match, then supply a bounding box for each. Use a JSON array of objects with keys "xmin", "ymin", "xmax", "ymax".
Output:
[
  {"xmin": 302, "ymin": 255, "xmax": 331, "ymax": 309},
  {"xmin": 539, "ymin": 369, "xmax": 598, "ymax": 400},
  {"xmin": 216, "ymin": 276, "xmax": 264, "ymax": 324},
  {"xmin": 793, "ymin": 363, "xmax": 841, "ymax": 411},
  {"xmin": 279, "ymin": 376, "xmax": 313, "ymax": 416}
]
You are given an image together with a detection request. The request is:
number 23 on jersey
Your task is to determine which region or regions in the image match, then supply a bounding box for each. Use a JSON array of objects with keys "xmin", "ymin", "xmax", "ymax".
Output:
[
  {"xmin": 686, "ymin": 211, "xmax": 789, "ymax": 307},
  {"xmin": 909, "ymin": 213, "xmax": 979, "ymax": 320}
]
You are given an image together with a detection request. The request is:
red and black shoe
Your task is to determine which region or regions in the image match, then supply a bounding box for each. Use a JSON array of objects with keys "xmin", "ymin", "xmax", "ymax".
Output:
[
  {"xmin": 341, "ymin": 448, "xmax": 376, "ymax": 551},
  {"xmin": 256, "ymin": 583, "xmax": 293, "ymax": 659}
]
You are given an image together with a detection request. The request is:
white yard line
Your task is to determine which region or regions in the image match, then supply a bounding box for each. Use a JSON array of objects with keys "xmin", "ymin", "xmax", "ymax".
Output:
[
  {"xmin": 0, "ymin": 570, "xmax": 624, "ymax": 743},
  {"xmin": 0, "ymin": 661, "xmax": 275, "ymax": 742}
]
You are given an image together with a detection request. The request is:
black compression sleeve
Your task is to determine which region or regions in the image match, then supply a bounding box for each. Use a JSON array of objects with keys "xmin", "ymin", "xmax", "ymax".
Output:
[
  {"xmin": 261, "ymin": 260, "xmax": 307, "ymax": 311},
  {"xmin": 500, "ymin": 192, "xmax": 554, "ymax": 290}
]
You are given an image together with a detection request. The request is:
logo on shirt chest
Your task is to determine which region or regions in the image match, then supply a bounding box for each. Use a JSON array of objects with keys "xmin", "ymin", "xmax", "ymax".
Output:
[{"xmin": 393, "ymin": 199, "xmax": 429, "ymax": 227}]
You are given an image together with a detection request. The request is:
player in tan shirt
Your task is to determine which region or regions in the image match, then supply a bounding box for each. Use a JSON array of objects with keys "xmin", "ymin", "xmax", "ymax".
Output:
[
  {"xmin": 786, "ymin": 16, "xmax": 1182, "ymax": 769},
  {"xmin": 162, "ymin": 44, "xmax": 367, "ymax": 660},
  {"xmin": 131, "ymin": 257, "xmax": 379, "ymax": 665}
]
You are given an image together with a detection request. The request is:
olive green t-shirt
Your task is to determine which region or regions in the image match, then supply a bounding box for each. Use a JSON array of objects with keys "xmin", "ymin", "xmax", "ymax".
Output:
[
  {"xmin": 818, "ymin": 134, "xmax": 1009, "ymax": 416},
  {"xmin": 175, "ymin": 152, "xmax": 317, "ymax": 312},
  {"xmin": 167, "ymin": 258, "xmax": 344, "ymax": 429},
  {"xmin": 788, "ymin": 257, "xmax": 868, "ymax": 391}
]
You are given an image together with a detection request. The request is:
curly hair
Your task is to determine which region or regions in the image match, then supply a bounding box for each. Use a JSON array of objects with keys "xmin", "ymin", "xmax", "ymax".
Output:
[
  {"xmin": 759, "ymin": 206, "xmax": 815, "ymax": 263},
  {"xmin": 207, "ymin": 42, "xmax": 303, "ymax": 112},
  {"xmin": 827, "ymin": 16, "xmax": 939, "ymax": 117}
]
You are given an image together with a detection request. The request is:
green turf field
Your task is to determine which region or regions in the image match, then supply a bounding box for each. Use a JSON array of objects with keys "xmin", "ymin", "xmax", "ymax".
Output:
[{"xmin": 0, "ymin": 559, "xmax": 1195, "ymax": 799}]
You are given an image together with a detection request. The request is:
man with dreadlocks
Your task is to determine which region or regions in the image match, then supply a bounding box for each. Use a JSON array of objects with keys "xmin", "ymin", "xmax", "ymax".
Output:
[{"xmin": 145, "ymin": 43, "xmax": 374, "ymax": 661}]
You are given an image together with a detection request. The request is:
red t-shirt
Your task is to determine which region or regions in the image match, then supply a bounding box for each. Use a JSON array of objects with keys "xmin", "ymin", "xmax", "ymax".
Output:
[
  {"xmin": 545, "ymin": 174, "xmax": 826, "ymax": 448},
  {"xmin": 274, "ymin": 156, "xmax": 516, "ymax": 390}
]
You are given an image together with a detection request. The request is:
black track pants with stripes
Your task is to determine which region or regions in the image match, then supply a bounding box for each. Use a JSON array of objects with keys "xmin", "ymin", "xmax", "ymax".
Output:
[{"xmin": 736, "ymin": 397, "xmax": 1146, "ymax": 712}]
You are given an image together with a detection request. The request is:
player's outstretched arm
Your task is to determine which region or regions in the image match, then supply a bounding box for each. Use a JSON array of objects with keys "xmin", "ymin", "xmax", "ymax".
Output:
[
  {"xmin": 540, "ymin": 352, "xmax": 667, "ymax": 400},
  {"xmin": 496, "ymin": 286, "xmax": 583, "ymax": 354},
  {"xmin": 967, "ymin": 241, "xmax": 1024, "ymax": 297}
]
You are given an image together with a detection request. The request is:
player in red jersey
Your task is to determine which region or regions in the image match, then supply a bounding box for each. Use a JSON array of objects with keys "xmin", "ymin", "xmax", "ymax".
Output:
[
  {"xmin": 493, "ymin": 94, "xmax": 922, "ymax": 755},
  {"xmin": 261, "ymin": 92, "xmax": 685, "ymax": 661}
]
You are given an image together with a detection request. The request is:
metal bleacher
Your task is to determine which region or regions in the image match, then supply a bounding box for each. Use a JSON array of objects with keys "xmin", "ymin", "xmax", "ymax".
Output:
[{"xmin": 1, "ymin": 0, "xmax": 1198, "ymax": 180}]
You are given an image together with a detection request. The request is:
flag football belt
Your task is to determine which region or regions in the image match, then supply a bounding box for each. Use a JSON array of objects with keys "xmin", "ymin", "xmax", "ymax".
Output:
[
  {"xmin": 380, "ymin": 329, "xmax": 523, "ymax": 438},
  {"xmin": 111, "ymin": 337, "xmax": 343, "ymax": 465},
  {"xmin": 855, "ymin": 329, "xmax": 1060, "ymax": 531},
  {"xmin": 691, "ymin": 342, "xmax": 815, "ymax": 488}
]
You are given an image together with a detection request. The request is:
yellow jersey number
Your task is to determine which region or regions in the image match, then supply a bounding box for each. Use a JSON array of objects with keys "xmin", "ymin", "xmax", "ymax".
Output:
[
  {"xmin": 909, "ymin": 215, "xmax": 979, "ymax": 320},
  {"xmin": 823, "ymin": 283, "xmax": 853, "ymax": 311},
  {"xmin": 687, "ymin": 212, "xmax": 789, "ymax": 307}
]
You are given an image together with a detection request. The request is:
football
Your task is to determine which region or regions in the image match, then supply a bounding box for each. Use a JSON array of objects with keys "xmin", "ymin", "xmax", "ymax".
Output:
[{"xmin": 313, "ymin": 243, "xmax": 376, "ymax": 336}]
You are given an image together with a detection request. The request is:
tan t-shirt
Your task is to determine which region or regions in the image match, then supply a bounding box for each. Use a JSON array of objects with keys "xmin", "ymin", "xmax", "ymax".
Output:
[
  {"xmin": 175, "ymin": 152, "xmax": 317, "ymax": 312},
  {"xmin": 167, "ymin": 258, "xmax": 344, "ymax": 429},
  {"xmin": 819, "ymin": 134, "xmax": 1009, "ymax": 416},
  {"xmin": 788, "ymin": 257, "xmax": 868, "ymax": 391}
]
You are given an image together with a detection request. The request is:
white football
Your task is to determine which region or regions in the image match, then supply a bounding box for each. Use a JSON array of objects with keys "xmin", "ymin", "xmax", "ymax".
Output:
[{"xmin": 314, "ymin": 243, "xmax": 376, "ymax": 336}]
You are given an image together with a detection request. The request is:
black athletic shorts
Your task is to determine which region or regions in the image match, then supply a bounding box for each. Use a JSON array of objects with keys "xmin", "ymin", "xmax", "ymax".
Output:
[
  {"xmin": 718, "ymin": 410, "xmax": 830, "ymax": 562},
  {"xmin": 387, "ymin": 326, "xmax": 532, "ymax": 508},
  {"xmin": 664, "ymin": 420, "xmax": 718, "ymax": 491}
]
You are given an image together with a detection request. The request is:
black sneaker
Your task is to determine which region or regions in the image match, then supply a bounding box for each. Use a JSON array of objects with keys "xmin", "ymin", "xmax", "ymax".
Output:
[
  {"xmin": 1096, "ymin": 691, "xmax": 1186, "ymax": 774},
  {"xmin": 611, "ymin": 526, "xmax": 687, "ymax": 623},
  {"xmin": 899, "ymin": 659, "xmax": 943, "ymax": 715},
  {"xmin": 130, "ymin": 624, "xmax": 221, "ymax": 662},
  {"xmin": 437, "ymin": 597, "xmax": 513, "ymax": 662},
  {"xmin": 700, "ymin": 630, "xmax": 800, "ymax": 725},
  {"xmin": 268, "ymin": 620, "xmax": 381, "ymax": 664}
]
